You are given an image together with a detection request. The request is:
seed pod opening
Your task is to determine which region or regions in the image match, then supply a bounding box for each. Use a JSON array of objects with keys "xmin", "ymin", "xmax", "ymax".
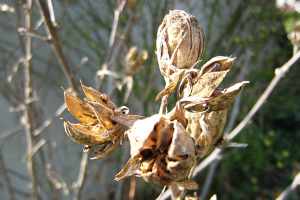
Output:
[{"xmin": 156, "ymin": 10, "xmax": 205, "ymax": 77}]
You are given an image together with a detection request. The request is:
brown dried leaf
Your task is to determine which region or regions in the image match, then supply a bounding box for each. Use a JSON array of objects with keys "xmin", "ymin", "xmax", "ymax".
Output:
[
  {"xmin": 166, "ymin": 103, "xmax": 188, "ymax": 127},
  {"xmin": 86, "ymin": 101, "xmax": 115, "ymax": 129},
  {"xmin": 111, "ymin": 113, "xmax": 144, "ymax": 128},
  {"xmin": 166, "ymin": 121, "xmax": 196, "ymax": 181},
  {"xmin": 186, "ymin": 110, "xmax": 228, "ymax": 157}
]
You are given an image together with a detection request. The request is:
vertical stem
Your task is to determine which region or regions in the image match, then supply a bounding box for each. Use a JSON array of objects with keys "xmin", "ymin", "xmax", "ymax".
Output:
[
  {"xmin": 23, "ymin": 0, "xmax": 38, "ymax": 199},
  {"xmin": 36, "ymin": 0, "xmax": 78, "ymax": 92}
]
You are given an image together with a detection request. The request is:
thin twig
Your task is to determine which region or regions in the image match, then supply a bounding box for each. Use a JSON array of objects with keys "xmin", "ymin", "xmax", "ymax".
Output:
[
  {"xmin": 115, "ymin": 144, "xmax": 130, "ymax": 200},
  {"xmin": 109, "ymin": 0, "xmax": 127, "ymax": 48},
  {"xmin": 35, "ymin": 0, "xmax": 77, "ymax": 91},
  {"xmin": 33, "ymin": 103, "xmax": 66, "ymax": 136},
  {"xmin": 227, "ymin": 50, "xmax": 300, "ymax": 140},
  {"xmin": 35, "ymin": 2, "xmax": 90, "ymax": 198},
  {"xmin": 128, "ymin": 177, "xmax": 136, "ymax": 200},
  {"xmin": 160, "ymin": 50, "xmax": 300, "ymax": 200},
  {"xmin": 276, "ymin": 172, "xmax": 300, "ymax": 200},
  {"xmin": 200, "ymin": 160, "xmax": 219, "ymax": 199},
  {"xmin": 0, "ymin": 127, "xmax": 23, "ymax": 141},
  {"xmin": 96, "ymin": 0, "xmax": 128, "ymax": 91},
  {"xmin": 23, "ymin": 0, "xmax": 38, "ymax": 199},
  {"xmin": 72, "ymin": 152, "xmax": 88, "ymax": 200}
]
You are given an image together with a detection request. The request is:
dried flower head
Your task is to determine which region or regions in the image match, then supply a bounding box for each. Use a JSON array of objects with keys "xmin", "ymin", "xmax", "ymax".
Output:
[{"xmin": 156, "ymin": 10, "xmax": 205, "ymax": 79}]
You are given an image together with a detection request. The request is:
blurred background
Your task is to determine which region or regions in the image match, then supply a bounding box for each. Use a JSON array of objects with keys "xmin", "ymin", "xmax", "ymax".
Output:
[{"xmin": 0, "ymin": 0, "xmax": 300, "ymax": 199}]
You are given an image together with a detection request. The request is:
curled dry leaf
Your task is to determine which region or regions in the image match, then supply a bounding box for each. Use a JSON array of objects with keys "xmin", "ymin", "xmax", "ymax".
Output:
[
  {"xmin": 63, "ymin": 83, "xmax": 141, "ymax": 159},
  {"xmin": 115, "ymin": 114, "xmax": 196, "ymax": 189}
]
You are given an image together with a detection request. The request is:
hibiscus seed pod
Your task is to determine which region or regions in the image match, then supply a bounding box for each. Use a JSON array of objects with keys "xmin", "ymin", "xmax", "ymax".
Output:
[{"xmin": 156, "ymin": 10, "xmax": 205, "ymax": 76}]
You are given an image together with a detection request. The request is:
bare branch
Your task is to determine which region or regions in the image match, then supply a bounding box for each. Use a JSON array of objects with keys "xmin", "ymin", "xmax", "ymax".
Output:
[
  {"xmin": 276, "ymin": 172, "xmax": 300, "ymax": 200},
  {"xmin": 35, "ymin": 0, "xmax": 77, "ymax": 91},
  {"xmin": 33, "ymin": 103, "xmax": 66, "ymax": 136},
  {"xmin": 227, "ymin": 50, "xmax": 300, "ymax": 140},
  {"xmin": 72, "ymin": 152, "xmax": 88, "ymax": 200},
  {"xmin": 22, "ymin": 0, "xmax": 38, "ymax": 199}
]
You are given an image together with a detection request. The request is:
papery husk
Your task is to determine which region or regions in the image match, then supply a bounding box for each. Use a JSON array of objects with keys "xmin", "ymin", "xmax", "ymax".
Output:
[
  {"xmin": 63, "ymin": 83, "xmax": 141, "ymax": 159},
  {"xmin": 156, "ymin": 10, "xmax": 204, "ymax": 80},
  {"xmin": 115, "ymin": 114, "xmax": 196, "ymax": 188},
  {"xmin": 180, "ymin": 56, "xmax": 248, "ymax": 157},
  {"xmin": 186, "ymin": 110, "xmax": 228, "ymax": 157}
]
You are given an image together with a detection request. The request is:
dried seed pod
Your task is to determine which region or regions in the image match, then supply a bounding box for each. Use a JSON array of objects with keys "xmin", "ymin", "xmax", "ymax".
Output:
[
  {"xmin": 63, "ymin": 83, "xmax": 141, "ymax": 159},
  {"xmin": 115, "ymin": 114, "xmax": 196, "ymax": 188},
  {"xmin": 186, "ymin": 110, "xmax": 228, "ymax": 157},
  {"xmin": 156, "ymin": 10, "xmax": 205, "ymax": 78},
  {"xmin": 180, "ymin": 56, "xmax": 249, "ymax": 157}
]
